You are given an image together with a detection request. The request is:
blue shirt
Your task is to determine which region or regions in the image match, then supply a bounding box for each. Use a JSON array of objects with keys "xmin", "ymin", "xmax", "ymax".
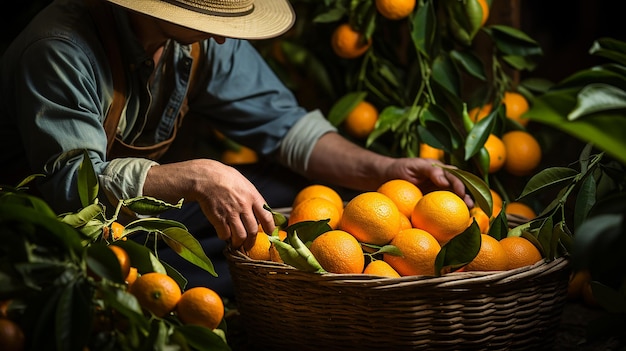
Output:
[{"xmin": 0, "ymin": 0, "xmax": 335, "ymax": 214}]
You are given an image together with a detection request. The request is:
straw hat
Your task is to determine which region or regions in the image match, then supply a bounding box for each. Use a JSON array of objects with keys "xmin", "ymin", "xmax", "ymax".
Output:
[{"xmin": 105, "ymin": 0, "xmax": 295, "ymax": 39}]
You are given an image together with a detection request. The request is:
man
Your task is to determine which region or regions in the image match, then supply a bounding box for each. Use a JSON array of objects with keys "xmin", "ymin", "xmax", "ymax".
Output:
[{"xmin": 0, "ymin": 0, "xmax": 472, "ymax": 297}]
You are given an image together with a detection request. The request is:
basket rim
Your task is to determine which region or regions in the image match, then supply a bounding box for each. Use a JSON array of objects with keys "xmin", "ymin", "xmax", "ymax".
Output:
[{"xmin": 225, "ymin": 247, "xmax": 570, "ymax": 288}]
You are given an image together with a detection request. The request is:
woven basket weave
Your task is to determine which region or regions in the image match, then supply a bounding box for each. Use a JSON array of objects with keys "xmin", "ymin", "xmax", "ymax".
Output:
[{"xmin": 225, "ymin": 247, "xmax": 571, "ymax": 351}]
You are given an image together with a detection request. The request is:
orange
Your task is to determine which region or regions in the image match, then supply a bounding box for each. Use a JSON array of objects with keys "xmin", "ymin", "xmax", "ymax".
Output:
[
  {"xmin": 331, "ymin": 23, "xmax": 372, "ymax": 59},
  {"xmin": 477, "ymin": 0, "xmax": 490, "ymax": 26},
  {"xmin": 309, "ymin": 230, "xmax": 365, "ymax": 274},
  {"xmin": 465, "ymin": 234, "xmax": 509, "ymax": 271},
  {"xmin": 419, "ymin": 143, "xmax": 444, "ymax": 161},
  {"xmin": 339, "ymin": 192, "xmax": 402, "ymax": 246},
  {"xmin": 111, "ymin": 221, "xmax": 125, "ymax": 240},
  {"xmin": 292, "ymin": 184, "xmax": 344, "ymax": 213},
  {"xmin": 499, "ymin": 236, "xmax": 543, "ymax": 270},
  {"xmin": 567, "ymin": 269, "xmax": 591, "ymax": 301},
  {"xmin": 469, "ymin": 207, "xmax": 490, "ymax": 233},
  {"xmin": 468, "ymin": 103, "xmax": 492, "ymax": 122},
  {"xmin": 363, "ymin": 259, "xmax": 401, "ymax": 278},
  {"xmin": 269, "ymin": 230, "xmax": 288, "ymax": 263},
  {"xmin": 109, "ymin": 245, "xmax": 131, "ymax": 279},
  {"xmin": 126, "ymin": 267, "xmax": 139, "ymax": 287},
  {"xmin": 0, "ymin": 300, "xmax": 11, "ymax": 318},
  {"xmin": 582, "ymin": 278, "xmax": 599, "ymax": 307},
  {"xmin": 176, "ymin": 287, "xmax": 225, "ymax": 330},
  {"xmin": 375, "ymin": 0, "xmax": 416, "ymax": 20},
  {"xmin": 343, "ymin": 100, "xmax": 378, "ymax": 140},
  {"xmin": 221, "ymin": 145, "xmax": 258, "ymax": 165},
  {"xmin": 0, "ymin": 318, "xmax": 25, "ymax": 351},
  {"xmin": 383, "ymin": 228, "xmax": 441, "ymax": 276},
  {"xmin": 244, "ymin": 230, "xmax": 272, "ymax": 261},
  {"xmin": 501, "ymin": 130, "xmax": 542, "ymax": 176},
  {"xmin": 411, "ymin": 190, "xmax": 470, "ymax": 244},
  {"xmin": 502, "ymin": 91, "xmax": 530, "ymax": 126},
  {"xmin": 505, "ymin": 201, "xmax": 537, "ymax": 220},
  {"xmin": 483, "ymin": 134, "xmax": 506, "ymax": 173},
  {"xmin": 399, "ymin": 214, "xmax": 412, "ymax": 230},
  {"xmin": 288, "ymin": 197, "xmax": 342, "ymax": 229},
  {"xmin": 376, "ymin": 179, "xmax": 423, "ymax": 218},
  {"xmin": 490, "ymin": 189, "xmax": 503, "ymax": 216},
  {"xmin": 129, "ymin": 272, "xmax": 182, "ymax": 318}
]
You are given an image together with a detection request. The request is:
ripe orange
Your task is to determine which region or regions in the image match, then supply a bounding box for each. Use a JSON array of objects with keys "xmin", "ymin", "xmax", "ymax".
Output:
[
  {"xmin": 419, "ymin": 143, "xmax": 444, "ymax": 161},
  {"xmin": 505, "ymin": 202, "xmax": 537, "ymax": 220},
  {"xmin": 399, "ymin": 214, "xmax": 412, "ymax": 230},
  {"xmin": 465, "ymin": 234, "xmax": 509, "ymax": 271},
  {"xmin": 343, "ymin": 100, "xmax": 378, "ymax": 140},
  {"xmin": 363, "ymin": 259, "xmax": 401, "ymax": 278},
  {"xmin": 309, "ymin": 230, "xmax": 365, "ymax": 274},
  {"xmin": 221, "ymin": 145, "xmax": 258, "ymax": 165},
  {"xmin": 582, "ymin": 280, "xmax": 598, "ymax": 307},
  {"xmin": 292, "ymin": 184, "xmax": 344, "ymax": 213},
  {"xmin": 176, "ymin": 287, "xmax": 225, "ymax": 330},
  {"xmin": 483, "ymin": 134, "xmax": 506, "ymax": 173},
  {"xmin": 0, "ymin": 318, "xmax": 25, "ymax": 351},
  {"xmin": 469, "ymin": 207, "xmax": 490, "ymax": 233},
  {"xmin": 288, "ymin": 197, "xmax": 342, "ymax": 229},
  {"xmin": 109, "ymin": 245, "xmax": 131, "ymax": 279},
  {"xmin": 269, "ymin": 230, "xmax": 288, "ymax": 263},
  {"xmin": 331, "ymin": 23, "xmax": 372, "ymax": 59},
  {"xmin": 501, "ymin": 130, "xmax": 542, "ymax": 176},
  {"xmin": 376, "ymin": 179, "xmax": 423, "ymax": 218},
  {"xmin": 411, "ymin": 190, "xmax": 470, "ymax": 244},
  {"xmin": 339, "ymin": 192, "xmax": 402, "ymax": 246},
  {"xmin": 126, "ymin": 267, "xmax": 139, "ymax": 287},
  {"xmin": 129, "ymin": 272, "xmax": 182, "ymax": 318},
  {"xmin": 111, "ymin": 221, "xmax": 125, "ymax": 240},
  {"xmin": 490, "ymin": 189, "xmax": 503, "ymax": 216},
  {"xmin": 499, "ymin": 236, "xmax": 543, "ymax": 270},
  {"xmin": 245, "ymin": 230, "xmax": 272, "ymax": 261},
  {"xmin": 567, "ymin": 269, "xmax": 591, "ymax": 301},
  {"xmin": 502, "ymin": 91, "xmax": 530, "ymax": 126},
  {"xmin": 0, "ymin": 300, "xmax": 11, "ymax": 318},
  {"xmin": 468, "ymin": 103, "xmax": 492, "ymax": 122},
  {"xmin": 477, "ymin": 0, "xmax": 490, "ymax": 26},
  {"xmin": 383, "ymin": 228, "xmax": 441, "ymax": 276},
  {"xmin": 375, "ymin": 0, "xmax": 416, "ymax": 20}
]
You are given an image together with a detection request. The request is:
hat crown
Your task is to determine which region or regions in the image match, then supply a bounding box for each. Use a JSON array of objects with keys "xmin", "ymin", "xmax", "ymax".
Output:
[{"xmin": 166, "ymin": 0, "xmax": 254, "ymax": 15}]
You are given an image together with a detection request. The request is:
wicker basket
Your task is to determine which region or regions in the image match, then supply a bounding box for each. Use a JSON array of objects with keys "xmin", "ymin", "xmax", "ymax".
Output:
[{"xmin": 225, "ymin": 246, "xmax": 571, "ymax": 351}]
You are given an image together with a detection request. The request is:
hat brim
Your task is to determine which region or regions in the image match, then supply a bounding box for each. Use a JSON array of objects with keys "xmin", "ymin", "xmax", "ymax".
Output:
[{"xmin": 105, "ymin": 0, "xmax": 295, "ymax": 40}]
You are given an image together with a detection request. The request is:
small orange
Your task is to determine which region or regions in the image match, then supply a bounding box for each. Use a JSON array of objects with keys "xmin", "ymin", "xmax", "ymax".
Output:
[
  {"xmin": 309, "ymin": 230, "xmax": 365, "ymax": 274},
  {"xmin": 269, "ymin": 230, "xmax": 288, "ymax": 263},
  {"xmin": 411, "ymin": 190, "xmax": 470, "ymax": 244},
  {"xmin": 419, "ymin": 143, "xmax": 445, "ymax": 161},
  {"xmin": 375, "ymin": 0, "xmax": 416, "ymax": 20},
  {"xmin": 465, "ymin": 234, "xmax": 509, "ymax": 272},
  {"xmin": 0, "ymin": 300, "xmax": 11, "ymax": 319},
  {"xmin": 468, "ymin": 103, "xmax": 492, "ymax": 122},
  {"xmin": 502, "ymin": 91, "xmax": 530, "ymax": 126},
  {"xmin": 363, "ymin": 259, "xmax": 401, "ymax": 278},
  {"xmin": 483, "ymin": 134, "xmax": 507, "ymax": 173},
  {"xmin": 477, "ymin": 0, "xmax": 490, "ymax": 26},
  {"xmin": 331, "ymin": 23, "xmax": 372, "ymax": 59},
  {"xmin": 126, "ymin": 267, "xmax": 139, "ymax": 287},
  {"xmin": 339, "ymin": 192, "xmax": 402, "ymax": 246},
  {"xmin": 129, "ymin": 272, "xmax": 182, "ymax": 318},
  {"xmin": 502, "ymin": 130, "xmax": 542, "ymax": 176},
  {"xmin": 288, "ymin": 197, "xmax": 342, "ymax": 229},
  {"xmin": 343, "ymin": 101, "xmax": 378, "ymax": 140},
  {"xmin": 221, "ymin": 145, "xmax": 258, "ymax": 165},
  {"xmin": 490, "ymin": 189, "xmax": 503, "ymax": 216},
  {"xmin": 244, "ymin": 230, "xmax": 272, "ymax": 261},
  {"xmin": 499, "ymin": 236, "xmax": 543, "ymax": 270},
  {"xmin": 111, "ymin": 221, "xmax": 125, "ymax": 240},
  {"xmin": 383, "ymin": 228, "xmax": 441, "ymax": 276},
  {"xmin": 567, "ymin": 269, "xmax": 591, "ymax": 301},
  {"xmin": 399, "ymin": 214, "xmax": 412, "ymax": 230},
  {"xmin": 109, "ymin": 245, "xmax": 131, "ymax": 279},
  {"xmin": 376, "ymin": 179, "xmax": 423, "ymax": 218},
  {"xmin": 0, "ymin": 318, "xmax": 25, "ymax": 351},
  {"xmin": 176, "ymin": 287, "xmax": 225, "ymax": 330},
  {"xmin": 505, "ymin": 202, "xmax": 537, "ymax": 220},
  {"xmin": 292, "ymin": 184, "xmax": 344, "ymax": 213},
  {"xmin": 469, "ymin": 207, "xmax": 490, "ymax": 233}
]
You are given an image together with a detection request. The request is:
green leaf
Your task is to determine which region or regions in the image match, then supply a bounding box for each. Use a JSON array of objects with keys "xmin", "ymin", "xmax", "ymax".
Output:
[
  {"xmin": 327, "ymin": 91, "xmax": 367, "ymax": 126},
  {"xmin": 77, "ymin": 150, "xmax": 99, "ymax": 208},
  {"xmin": 487, "ymin": 206, "xmax": 508, "ymax": 241},
  {"xmin": 568, "ymin": 83, "xmax": 626, "ymax": 120},
  {"xmin": 122, "ymin": 197, "xmax": 184, "ymax": 216},
  {"xmin": 589, "ymin": 37, "xmax": 626, "ymax": 66},
  {"xmin": 58, "ymin": 203, "xmax": 105, "ymax": 228},
  {"xmin": 535, "ymin": 216, "xmax": 554, "ymax": 259},
  {"xmin": 574, "ymin": 175, "xmax": 597, "ymax": 229},
  {"xmin": 285, "ymin": 219, "xmax": 332, "ymax": 245},
  {"xmin": 486, "ymin": 25, "xmax": 543, "ymax": 57},
  {"xmin": 124, "ymin": 218, "xmax": 188, "ymax": 235},
  {"xmin": 86, "ymin": 244, "xmax": 126, "ymax": 283},
  {"xmin": 410, "ymin": 0, "xmax": 435, "ymax": 58},
  {"xmin": 161, "ymin": 227, "xmax": 217, "ymax": 277},
  {"xmin": 435, "ymin": 222, "xmax": 481, "ymax": 276},
  {"xmin": 464, "ymin": 111, "xmax": 495, "ymax": 160},
  {"xmin": 174, "ymin": 325, "xmax": 232, "ymax": 351},
  {"xmin": 450, "ymin": 50, "xmax": 486, "ymax": 81},
  {"xmin": 432, "ymin": 54, "xmax": 460, "ymax": 96},
  {"xmin": 111, "ymin": 239, "xmax": 167, "ymax": 275},
  {"xmin": 55, "ymin": 280, "xmax": 92, "ymax": 351},
  {"xmin": 313, "ymin": 7, "xmax": 346, "ymax": 23},
  {"xmin": 517, "ymin": 167, "xmax": 579, "ymax": 200},
  {"xmin": 0, "ymin": 192, "xmax": 58, "ymax": 218},
  {"xmin": 98, "ymin": 284, "xmax": 149, "ymax": 330}
]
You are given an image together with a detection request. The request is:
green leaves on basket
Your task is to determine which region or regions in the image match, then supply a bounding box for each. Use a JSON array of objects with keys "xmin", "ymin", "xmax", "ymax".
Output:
[
  {"xmin": 268, "ymin": 227, "xmax": 327, "ymax": 274},
  {"xmin": 264, "ymin": 204, "xmax": 288, "ymax": 229},
  {"xmin": 435, "ymin": 220, "xmax": 481, "ymax": 275}
]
